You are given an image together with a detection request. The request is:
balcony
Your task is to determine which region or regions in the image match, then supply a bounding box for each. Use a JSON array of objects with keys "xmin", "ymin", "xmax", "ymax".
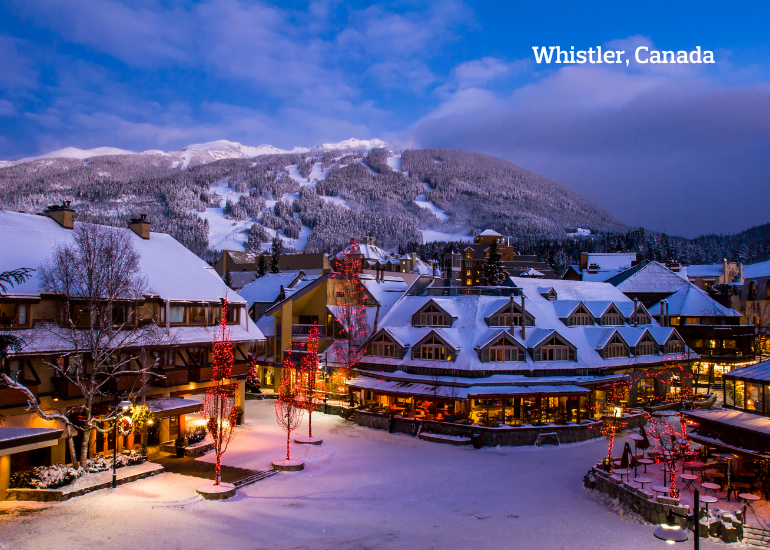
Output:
[
  {"xmin": 188, "ymin": 365, "xmax": 215, "ymax": 382},
  {"xmin": 51, "ymin": 377, "xmax": 84, "ymax": 399},
  {"xmin": 151, "ymin": 367, "xmax": 191, "ymax": 388},
  {"xmin": 291, "ymin": 324, "xmax": 327, "ymax": 338},
  {"xmin": 0, "ymin": 385, "xmax": 37, "ymax": 408},
  {"xmin": 105, "ymin": 372, "xmax": 147, "ymax": 393}
]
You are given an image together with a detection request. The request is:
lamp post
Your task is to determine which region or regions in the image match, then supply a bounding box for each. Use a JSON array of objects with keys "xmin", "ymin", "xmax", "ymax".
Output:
[
  {"xmin": 112, "ymin": 396, "xmax": 132, "ymax": 489},
  {"xmin": 653, "ymin": 489, "xmax": 699, "ymax": 549}
]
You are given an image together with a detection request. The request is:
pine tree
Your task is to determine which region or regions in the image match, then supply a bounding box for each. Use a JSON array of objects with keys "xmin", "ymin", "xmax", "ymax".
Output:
[
  {"xmin": 270, "ymin": 236, "xmax": 283, "ymax": 274},
  {"xmin": 482, "ymin": 239, "xmax": 506, "ymax": 286},
  {"xmin": 257, "ymin": 254, "xmax": 267, "ymax": 277},
  {"xmin": 222, "ymin": 271, "xmax": 232, "ymax": 287}
]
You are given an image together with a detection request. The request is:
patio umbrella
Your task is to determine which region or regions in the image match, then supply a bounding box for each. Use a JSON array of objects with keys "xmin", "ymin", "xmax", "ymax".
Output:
[
  {"xmin": 639, "ymin": 426, "xmax": 650, "ymax": 451},
  {"xmin": 621, "ymin": 442, "xmax": 632, "ymax": 469}
]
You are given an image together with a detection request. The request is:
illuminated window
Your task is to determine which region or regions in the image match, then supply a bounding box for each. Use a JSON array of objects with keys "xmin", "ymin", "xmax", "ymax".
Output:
[
  {"xmin": 483, "ymin": 338, "xmax": 524, "ymax": 362},
  {"xmin": 370, "ymin": 333, "xmax": 397, "ymax": 357},
  {"xmin": 665, "ymin": 339, "xmax": 683, "ymax": 354},
  {"xmin": 669, "ymin": 316, "xmax": 680, "ymax": 325},
  {"xmin": 636, "ymin": 338, "xmax": 657, "ymax": 356},
  {"xmin": 724, "ymin": 339, "xmax": 737, "ymax": 348},
  {"xmin": 415, "ymin": 336, "xmax": 449, "ymax": 360},
  {"xmin": 169, "ymin": 305, "xmax": 185, "ymax": 323},
  {"xmin": 538, "ymin": 337, "xmax": 573, "ymax": 361},
  {"xmin": 603, "ymin": 335, "xmax": 628, "ymax": 358}
]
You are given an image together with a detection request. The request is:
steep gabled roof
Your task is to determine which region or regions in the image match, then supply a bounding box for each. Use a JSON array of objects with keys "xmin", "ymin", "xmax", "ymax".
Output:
[
  {"xmin": 606, "ymin": 261, "xmax": 689, "ymax": 294},
  {"xmin": 650, "ymin": 285, "xmax": 740, "ymax": 318}
]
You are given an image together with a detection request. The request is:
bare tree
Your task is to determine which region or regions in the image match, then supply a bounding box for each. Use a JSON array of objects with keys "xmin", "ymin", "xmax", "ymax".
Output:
[{"xmin": 25, "ymin": 224, "xmax": 166, "ymax": 466}]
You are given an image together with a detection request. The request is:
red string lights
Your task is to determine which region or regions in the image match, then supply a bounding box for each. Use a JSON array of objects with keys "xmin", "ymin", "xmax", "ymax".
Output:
[
  {"xmin": 332, "ymin": 241, "xmax": 370, "ymax": 382},
  {"xmin": 298, "ymin": 322, "xmax": 320, "ymax": 438},
  {"xmin": 274, "ymin": 352, "xmax": 304, "ymax": 461},
  {"xmin": 200, "ymin": 298, "xmax": 238, "ymax": 485}
]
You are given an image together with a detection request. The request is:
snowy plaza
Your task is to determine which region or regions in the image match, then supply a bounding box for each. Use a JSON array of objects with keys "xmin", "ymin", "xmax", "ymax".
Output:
[{"xmin": 0, "ymin": 400, "xmax": 752, "ymax": 550}]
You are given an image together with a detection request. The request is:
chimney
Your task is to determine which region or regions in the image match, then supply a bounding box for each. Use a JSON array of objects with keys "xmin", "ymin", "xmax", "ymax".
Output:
[
  {"xmin": 660, "ymin": 300, "xmax": 665, "ymax": 327},
  {"xmin": 128, "ymin": 214, "xmax": 150, "ymax": 239},
  {"xmin": 431, "ymin": 260, "xmax": 436, "ymax": 277},
  {"xmin": 664, "ymin": 300, "xmax": 669, "ymax": 327},
  {"xmin": 520, "ymin": 295, "xmax": 526, "ymax": 339},
  {"xmin": 633, "ymin": 297, "xmax": 638, "ymax": 327},
  {"xmin": 723, "ymin": 258, "xmax": 728, "ymax": 284},
  {"xmin": 739, "ymin": 262, "xmax": 743, "ymax": 282},
  {"xmin": 509, "ymin": 294, "xmax": 514, "ymax": 333},
  {"xmin": 43, "ymin": 201, "xmax": 75, "ymax": 229},
  {"xmin": 579, "ymin": 252, "xmax": 589, "ymax": 271}
]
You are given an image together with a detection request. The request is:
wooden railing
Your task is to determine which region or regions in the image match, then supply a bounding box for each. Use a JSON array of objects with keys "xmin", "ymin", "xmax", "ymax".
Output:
[{"xmin": 151, "ymin": 367, "xmax": 191, "ymax": 388}]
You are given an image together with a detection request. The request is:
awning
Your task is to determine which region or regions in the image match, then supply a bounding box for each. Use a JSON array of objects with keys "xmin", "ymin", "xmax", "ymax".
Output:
[
  {"xmin": 347, "ymin": 376, "xmax": 589, "ymax": 400},
  {"xmin": 682, "ymin": 409, "xmax": 770, "ymax": 459},
  {"xmin": 145, "ymin": 398, "xmax": 203, "ymax": 419},
  {"xmin": 0, "ymin": 427, "xmax": 62, "ymax": 456}
]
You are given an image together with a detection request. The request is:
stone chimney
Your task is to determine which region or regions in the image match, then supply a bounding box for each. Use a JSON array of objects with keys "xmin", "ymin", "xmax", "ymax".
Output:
[
  {"xmin": 128, "ymin": 214, "xmax": 150, "ymax": 239},
  {"xmin": 43, "ymin": 201, "xmax": 75, "ymax": 229},
  {"xmin": 660, "ymin": 300, "xmax": 665, "ymax": 327},
  {"xmin": 633, "ymin": 298, "xmax": 638, "ymax": 327}
]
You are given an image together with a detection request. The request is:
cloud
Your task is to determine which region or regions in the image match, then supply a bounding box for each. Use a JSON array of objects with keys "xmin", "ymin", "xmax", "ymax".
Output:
[
  {"xmin": 397, "ymin": 39, "xmax": 770, "ymax": 237},
  {"xmin": 453, "ymin": 57, "xmax": 524, "ymax": 88},
  {"xmin": 0, "ymin": 100, "xmax": 15, "ymax": 117}
]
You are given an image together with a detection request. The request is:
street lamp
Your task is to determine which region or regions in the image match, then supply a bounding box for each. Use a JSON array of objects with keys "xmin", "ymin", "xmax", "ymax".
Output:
[
  {"xmin": 112, "ymin": 398, "xmax": 132, "ymax": 489},
  {"xmin": 652, "ymin": 489, "xmax": 699, "ymax": 549}
]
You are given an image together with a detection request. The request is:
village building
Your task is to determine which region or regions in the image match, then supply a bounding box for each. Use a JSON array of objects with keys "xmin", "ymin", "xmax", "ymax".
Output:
[
  {"xmin": 0, "ymin": 209, "xmax": 264, "ymax": 495},
  {"xmin": 443, "ymin": 230, "xmax": 555, "ymax": 284},
  {"xmin": 682, "ymin": 360, "xmax": 770, "ymax": 462},
  {"xmin": 338, "ymin": 237, "xmax": 439, "ymax": 275},
  {"xmin": 604, "ymin": 260, "xmax": 755, "ymax": 387},
  {"xmin": 563, "ymin": 252, "xmax": 642, "ymax": 282},
  {"xmin": 213, "ymin": 250, "xmax": 334, "ymax": 279},
  {"xmin": 348, "ymin": 276, "xmax": 695, "ymax": 429},
  {"xmin": 686, "ymin": 259, "xmax": 743, "ymax": 292},
  {"xmin": 732, "ymin": 261, "xmax": 770, "ymax": 358},
  {"xmin": 238, "ymin": 271, "xmax": 320, "ymax": 321}
]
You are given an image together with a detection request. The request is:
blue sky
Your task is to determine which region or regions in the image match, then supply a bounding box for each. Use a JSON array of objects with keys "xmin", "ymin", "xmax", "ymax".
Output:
[{"xmin": 2, "ymin": 1, "xmax": 769, "ymax": 237}]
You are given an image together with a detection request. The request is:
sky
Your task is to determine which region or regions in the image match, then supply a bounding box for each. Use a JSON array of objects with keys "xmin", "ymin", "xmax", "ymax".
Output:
[{"xmin": 1, "ymin": 1, "xmax": 769, "ymax": 238}]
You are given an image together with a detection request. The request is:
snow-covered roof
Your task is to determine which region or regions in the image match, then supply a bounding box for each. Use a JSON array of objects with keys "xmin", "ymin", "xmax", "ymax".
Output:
[
  {"xmin": 649, "ymin": 285, "xmax": 740, "ymax": 318},
  {"xmin": 359, "ymin": 275, "xmax": 412, "ymax": 318},
  {"xmin": 519, "ymin": 268, "xmax": 544, "ymax": 277},
  {"xmin": 0, "ymin": 427, "xmax": 63, "ymax": 449},
  {"xmin": 238, "ymin": 272, "xmax": 303, "ymax": 306},
  {"xmin": 479, "ymin": 229, "xmax": 502, "ymax": 237},
  {"xmin": 0, "ymin": 211, "xmax": 242, "ymax": 304},
  {"xmin": 585, "ymin": 252, "xmax": 637, "ymax": 271},
  {"xmin": 606, "ymin": 261, "xmax": 690, "ymax": 294},
  {"xmin": 363, "ymin": 277, "xmax": 693, "ymax": 374},
  {"xmin": 581, "ymin": 269, "xmax": 624, "ymax": 282},
  {"xmin": 723, "ymin": 359, "xmax": 770, "ymax": 382},
  {"xmin": 686, "ymin": 264, "xmax": 724, "ymax": 278},
  {"xmin": 682, "ymin": 408, "xmax": 770, "ymax": 438},
  {"xmin": 744, "ymin": 260, "xmax": 770, "ymax": 280}
]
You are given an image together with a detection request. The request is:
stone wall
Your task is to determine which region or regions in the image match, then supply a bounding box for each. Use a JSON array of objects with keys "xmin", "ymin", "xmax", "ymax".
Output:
[{"xmin": 354, "ymin": 410, "xmax": 603, "ymax": 447}]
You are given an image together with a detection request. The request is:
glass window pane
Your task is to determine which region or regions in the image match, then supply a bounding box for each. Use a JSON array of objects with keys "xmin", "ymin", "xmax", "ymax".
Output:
[
  {"xmin": 735, "ymin": 380, "xmax": 745, "ymax": 408},
  {"xmin": 746, "ymin": 382, "xmax": 763, "ymax": 412},
  {"xmin": 724, "ymin": 379, "xmax": 735, "ymax": 406},
  {"xmin": 169, "ymin": 306, "xmax": 185, "ymax": 323}
]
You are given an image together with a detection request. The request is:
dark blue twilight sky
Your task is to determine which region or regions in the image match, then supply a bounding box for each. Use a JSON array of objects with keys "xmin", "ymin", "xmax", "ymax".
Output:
[{"xmin": 1, "ymin": 1, "xmax": 769, "ymax": 237}]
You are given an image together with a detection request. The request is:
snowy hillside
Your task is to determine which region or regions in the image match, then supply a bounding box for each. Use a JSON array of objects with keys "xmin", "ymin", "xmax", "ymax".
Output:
[{"xmin": 0, "ymin": 145, "xmax": 626, "ymax": 259}]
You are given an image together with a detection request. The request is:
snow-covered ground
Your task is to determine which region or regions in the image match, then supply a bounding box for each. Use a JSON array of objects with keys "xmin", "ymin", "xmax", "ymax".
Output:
[
  {"xmin": 0, "ymin": 401, "xmax": 728, "ymax": 549},
  {"xmin": 414, "ymin": 194, "xmax": 450, "ymax": 221},
  {"xmin": 195, "ymin": 180, "xmax": 251, "ymax": 250},
  {"xmin": 386, "ymin": 154, "xmax": 402, "ymax": 172},
  {"xmin": 319, "ymin": 195, "xmax": 352, "ymax": 209}
]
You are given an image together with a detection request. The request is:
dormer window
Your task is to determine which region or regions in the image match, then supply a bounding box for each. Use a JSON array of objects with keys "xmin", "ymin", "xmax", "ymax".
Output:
[
  {"xmin": 603, "ymin": 334, "xmax": 629, "ymax": 358},
  {"xmin": 482, "ymin": 337, "xmax": 525, "ymax": 362},
  {"xmin": 568, "ymin": 305, "xmax": 593, "ymax": 326},
  {"xmin": 369, "ymin": 332, "xmax": 398, "ymax": 357},
  {"xmin": 413, "ymin": 303, "xmax": 451, "ymax": 327},
  {"xmin": 636, "ymin": 336, "xmax": 657, "ymax": 356},
  {"xmin": 414, "ymin": 335, "xmax": 451, "ymax": 361},
  {"xmin": 634, "ymin": 306, "xmax": 651, "ymax": 325},
  {"xmin": 536, "ymin": 336, "xmax": 575, "ymax": 361},
  {"xmin": 487, "ymin": 302, "xmax": 533, "ymax": 327},
  {"xmin": 665, "ymin": 338, "xmax": 683, "ymax": 354},
  {"xmin": 600, "ymin": 306, "xmax": 624, "ymax": 326},
  {"xmin": 0, "ymin": 303, "xmax": 30, "ymax": 327}
]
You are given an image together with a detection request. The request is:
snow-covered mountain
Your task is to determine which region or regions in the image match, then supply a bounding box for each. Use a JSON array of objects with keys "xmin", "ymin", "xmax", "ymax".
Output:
[{"xmin": 0, "ymin": 138, "xmax": 389, "ymax": 168}]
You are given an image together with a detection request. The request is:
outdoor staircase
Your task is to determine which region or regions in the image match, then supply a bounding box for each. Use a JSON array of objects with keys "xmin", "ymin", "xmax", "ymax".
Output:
[
  {"xmin": 743, "ymin": 525, "xmax": 770, "ymax": 547},
  {"xmin": 232, "ymin": 470, "xmax": 278, "ymax": 488}
]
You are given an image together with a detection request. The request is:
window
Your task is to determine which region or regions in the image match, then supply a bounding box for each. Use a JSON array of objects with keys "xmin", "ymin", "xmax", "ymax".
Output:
[
  {"xmin": 723, "ymin": 339, "xmax": 736, "ymax": 348},
  {"xmin": 635, "ymin": 313, "xmax": 651, "ymax": 325},
  {"xmin": 724, "ymin": 379, "xmax": 734, "ymax": 406},
  {"xmin": 226, "ymin": 306, "xmax": 239, "ymax": 323},
  {"xmin": 694, "ymin": 339, "xmax": 704, "ymax": 348},
  {"xmin": 466, "ymin": 270, "xmax": 471, "ymax": 276},
  {"xmin": 160, "ymin": 305, "xmax": 166, "ymax": 324},
  {"xmin": 111, "ymin": 304, "xmax": 134, "ymax": 325},
  {"xmin": 568, "ymin": 307, "xmax": 593, "ymax": 326},
  {"xmin": 0, "ymin": 303, "xmax": 28, "ymax": 326},
  {"xmin": 665, "ymin": 339, "xmax": 683, "ymax": 354},
  {"xmin": 746, "ymin": 382, "xmax": 763, "ymax": 412},
  {"xmin": 483, "ymin": 338, "xmax": 524, "ymax": 362},
  {"xmin": 466, "ymin": 261, "xmax": 472, "ymax": 268},
  {"xmin": 636, "ymin": 338, "xmax": 657, "ymax": 356},
  {"xmin": 685, "ymin": 317, "xmax": 700, "ymax": 325},
  {"xmin": 708, "ymin": 340, "xmax": 716, "ymax": 349},
  {"xmin": 415, "ymin": 336, "xmax": 450, "ymax": 360},
  {"xmin": 189, "ymin": 306, "xmax": 212, "ymax": 324},
  {"xmin": 538, "ymin": 336, "xmax": 573, "ymax": 361},
  {"xmin": 169, "ymin": 306, "xmax": 185, "ymax": 324},
  {"xmin": 466, "ymin": 280, "xmax": 472, "ymax": 286},
  {"xmin": 6, "ymin": 359, "xmax": 22, "ymax": 382},
  {"xmin": 603, "ymin": 335, "xmax": 628, "ymax": 358},
  {"xmin": 601, "ymin": 313, "xmax": 624, "ymax": 326},
  {"xmin": 669, "ymin": 316, "xmax": 680, "ymax": 325},
  {"xmin": 415, "ymin": 304, "xmax": 448, "ymax": 326},
  {"xmin": 188, "ymin": 348, "xmax": 207, "ymax": 365},
  {"xmin": 370, "ymin": 333, "xmax": 397, "ymax": 357},
  {"xmin": 735, "ymin": 380, "xmax": 745, "ymax": 408}
]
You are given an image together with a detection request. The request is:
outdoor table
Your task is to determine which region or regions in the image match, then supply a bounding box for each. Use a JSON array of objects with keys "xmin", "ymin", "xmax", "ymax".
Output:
[
  {"xmin": 614, "ymin": 468, "xmax": 631, "ymax": 482},
  {"xmin": 637, "ymin": 458, "xmax": 654, "ymax": 473},
  {"xmin": 700, "ymin": 495, "xmax": 718, "ymax": 513},
  {"xmin": 730, "ymin": 482, "xmax": 751, "ymax": 501},
  {"xmin": 679, "ymin": 474, "xmax": 698, "ymax": 491},
  {"xmin": 701, "ymin": 482, "xmax": 721, "ymax": 497},
  {"xmin": 651, "ymin": 486, "xmax": 670, "ymax": 496},
  {"xmin": 739, "ymin": 493, "xmax": 760, "ymax": 517},
  {"xmin": 633, "ymin": 477, "xmax": 652, "ymax": 490}
]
